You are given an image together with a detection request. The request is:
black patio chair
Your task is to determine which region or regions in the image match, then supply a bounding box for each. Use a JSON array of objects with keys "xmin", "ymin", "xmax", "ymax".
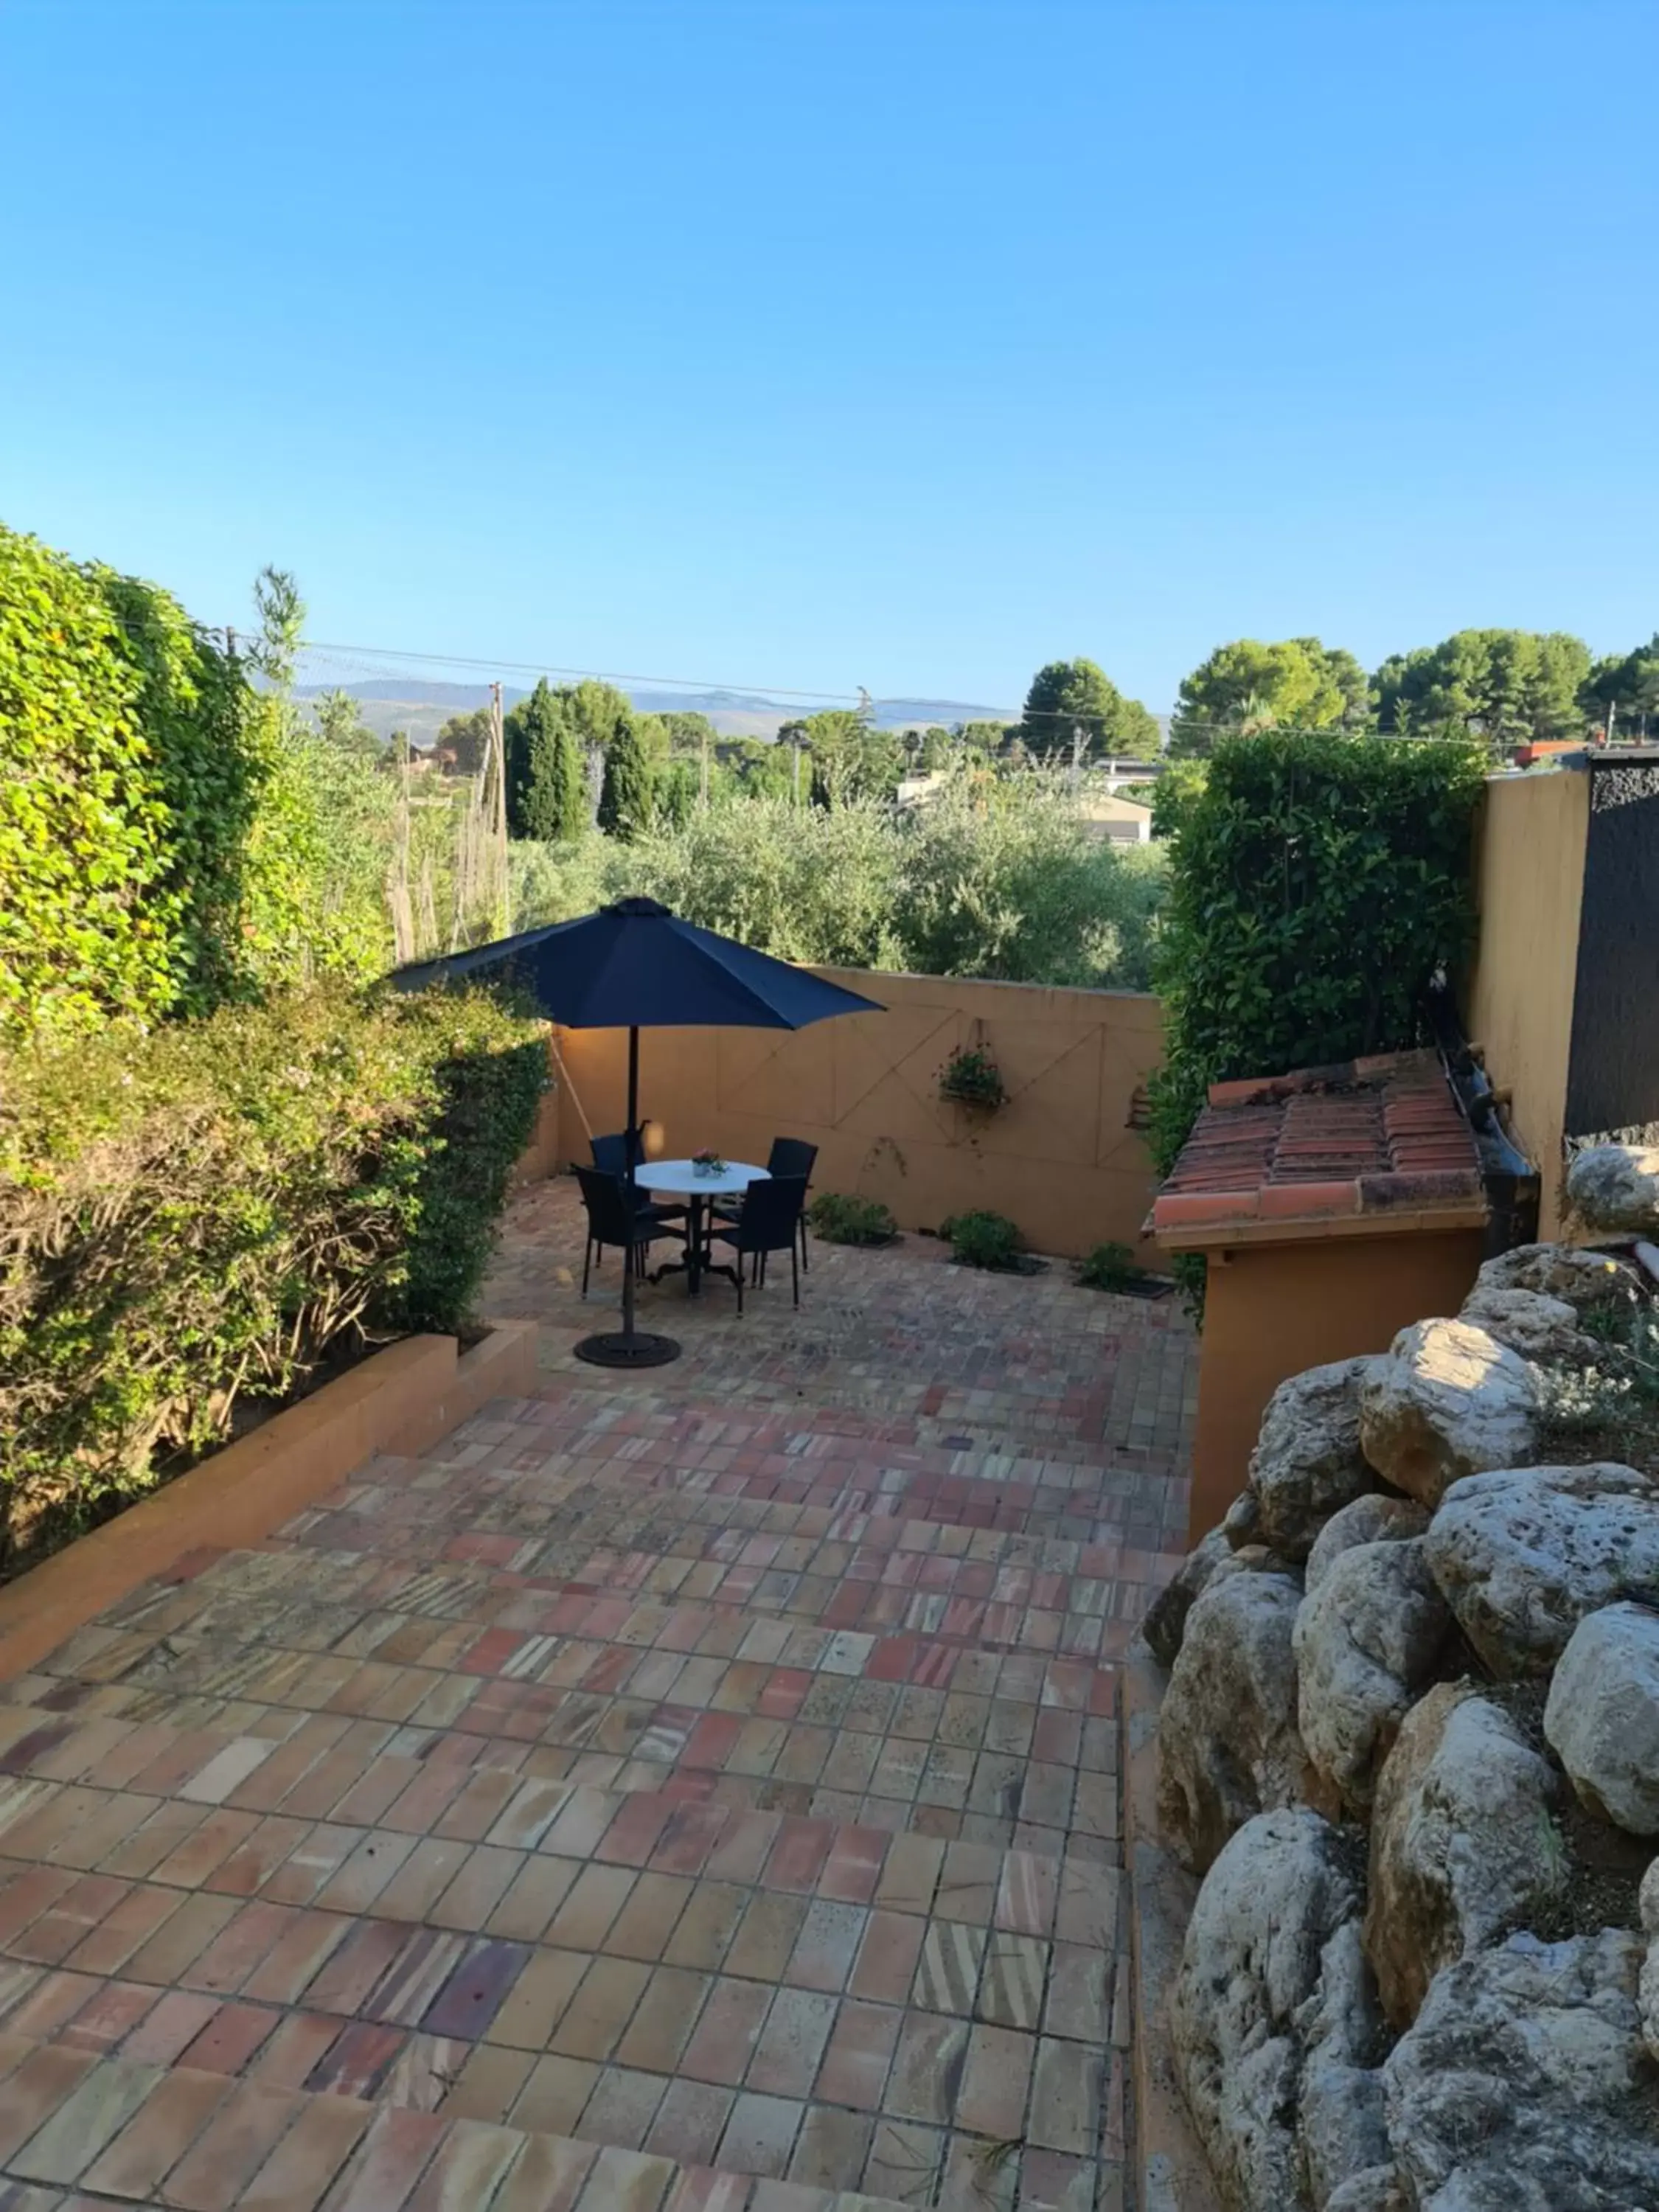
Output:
[
  {"xmin": 706, "ymin": 1175, "xmax": 809, "ymax": 1313},
  {"xmin": 574, "ymin": 1165, "xmax": 684, "ymax": 1299},
  {"xmin": 712, "ymin": 1136, "xmax": 818, "ymax": 1272},
  {"xmin": 591, "ymin": 1130, "xmax": 688, "ymax": 1234}
]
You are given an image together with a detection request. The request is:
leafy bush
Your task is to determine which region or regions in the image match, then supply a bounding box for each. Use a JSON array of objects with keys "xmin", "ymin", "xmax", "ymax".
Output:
[
  {"xmin": 1534, "ymin": 1285, "xmax": 1659, "ymax": 1475},
  {"xmin": 807, "ymin": 1192, "xmax": 898, "ymax": 1245},
  {"xmin": 508, "ymin": 769, "xmax": 1168, "ymax": 991},
  {"xmin": 1148, "ymin": 731, "xmax": 1486, "ymax": 1178},
  {"xmin": 940, "ymin": 1209, "xmax": 1025, "ymax": 1270},
  {"xmin": 0, "ymin": 984, "xmax": 545, "ymax": 1566},
  {"xmin": 938, "ymin": 1043, "xmax": 1006, "ymax": 1108},
  {"xmin": 1077, "ymin": 1240, "xmax": 1150, "ymax": 1292}
]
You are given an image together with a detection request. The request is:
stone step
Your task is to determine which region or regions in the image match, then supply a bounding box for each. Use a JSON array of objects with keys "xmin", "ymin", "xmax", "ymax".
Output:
[{"xmin": 0, "ymin": 2029, "xmax": 914, "ymax": 2209}]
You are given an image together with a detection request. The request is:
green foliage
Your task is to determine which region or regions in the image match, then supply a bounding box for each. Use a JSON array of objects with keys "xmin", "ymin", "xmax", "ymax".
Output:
[
  {"xmin": 1169, "ymin": 636, "xmax": 1369, "ymax": 753},
  {"xmin": 1374, "ymin": 629, "xmax": 1592, "ymax": 749},
  {"xmin": 435, "ymin": 705, "xmax": 492, "ymax": 773},
  {"xmin": 1149, "ymin": 759, "xmax": 1208, "ymax": 837},
  {"xmin": 507, "ymin": 679, "xmax": 588, "ymax": 843},
  {"xmin": 1580, "ymin": 634, "xmax": 1659, "ymax": 738},
  {"xmin": 1535, "ymin": 1281, "xmax": 1659, "ymax": 1475},
  {"xmin": 793, "ymin": 710, "xmax": 905, "ymax": 807},
  {"xmin": 1147, "ymin": 730, "xmax": 1486, "ymax": 1178},
  {"xmin": 508, "ymin": 771, "xmax": 1167, "ymax": 991},
  {"xmin": 598, "ymin": 714, "xmax": 656, "ymax": 841},
  {"xmin": 938, "ymin": 1043, "xmax": 1006, "ymax": 1108},
  {"xmin": 0, "ymin": 984, "xmax": 545, "ymax": 1565},
  {"xmin": 807, "ymin": 1192, "xmax": 898, "ymax": 1245},
  {"xmin": 1077, "ymin": 1240, "xmax": 1150, "ymax": 1291},
  {"xmin": 0, "ymin": 524, "xmax": 275, "ymax": 1043},
  {"xmin": 1019, "ymin": 658, "xmax": 1161, "ymax": 759},
  {"xmin": 940, "ymin": 1210, "xmax": 1024, "ymax": 1270}
]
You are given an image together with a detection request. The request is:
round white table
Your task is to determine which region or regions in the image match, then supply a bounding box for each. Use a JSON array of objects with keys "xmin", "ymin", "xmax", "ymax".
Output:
[{"xmin": 641, "ymin": 1158, "xmax": 770, "ymax": 1295}]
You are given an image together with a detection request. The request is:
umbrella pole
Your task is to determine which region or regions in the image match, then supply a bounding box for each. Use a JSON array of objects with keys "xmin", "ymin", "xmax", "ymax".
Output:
[{"xmin": 575, "ymin": 1023, "xmax": 681, "ymax": 1370}]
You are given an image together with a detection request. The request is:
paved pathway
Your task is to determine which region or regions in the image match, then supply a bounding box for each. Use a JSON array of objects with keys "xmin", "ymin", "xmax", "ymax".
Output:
[{"xmin": 0, "ymin": 1183, "xmax": 1195, "ymax": 2210}]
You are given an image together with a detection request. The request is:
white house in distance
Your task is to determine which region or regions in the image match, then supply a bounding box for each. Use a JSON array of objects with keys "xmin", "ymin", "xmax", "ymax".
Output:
[{"xmin": 896, "ymin": 771, "xmax": 1155, "ymax": 844}]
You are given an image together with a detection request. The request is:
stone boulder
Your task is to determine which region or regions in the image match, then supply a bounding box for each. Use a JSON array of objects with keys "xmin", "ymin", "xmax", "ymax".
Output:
[
  {"xmin": 1142, "ymin": 1528, "xmax": 1231, "ymax": 1667},
  {"xmin": 1293, "ymin": 1919, "xmax": 1391, "ymax": 2208},
  {"xmin": 1157, "ymin": 1571, "xmax": 1307, "ymax": 1875},
  {"xmin": 1383, "ymin": 1930, "xmax": 1659, "ymax": 2210},
  {"xmin": 1473, "ymin": 1239, "xmax": 1642, "ymax": 1315},
  {"xmin": 1305, "ymin": 1495, "xmax": 1430, "ymax": 1596},
  {"xmin": 1544, "ymin": 1602, "xmax": 1659, "ymax": 1834},
  {"xmin": 1357, "ymin": 1319, "xmax": 1538, "ymax": 1508},
  {"xmin": 1639, "ymin": 1858, "xmax": 1659, "ymax": 2067},
  {"xmin": 1568, "ymin": 1143, "xmax": 1659, "ymax": 1237},
  {"xmin": 1222, "ymin": 1489, "xmax": 1262, "ymax": 1548},
  {"xmin": 1425, "ymin": 1461, "xmax": 1659, "ymax": 1678},
  {"xmin": 1293, "ymin": 1539, "xmax": 1453, "ymax": 1812},
  {"xmin": 1364, "ymin": 1683, "xmax": 1565, "ymax": 2028},
  {"xmin": 1247, "ymin": 1357, "xmax": 1380, "ymax": 1560},
  {"xmin": 1458, "ymin": 1283, "xmax": 1589, "ymax": 1363},
  {"xmin": 1170, "ymin": 1806, "xmax": 1371, "ymax": 2211}
]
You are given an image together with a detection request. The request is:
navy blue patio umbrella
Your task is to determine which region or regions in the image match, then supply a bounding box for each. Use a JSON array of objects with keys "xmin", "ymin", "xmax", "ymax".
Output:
[{"xmin": 394, "ymin": 898, "xmax": 883, "ymax": 1367}]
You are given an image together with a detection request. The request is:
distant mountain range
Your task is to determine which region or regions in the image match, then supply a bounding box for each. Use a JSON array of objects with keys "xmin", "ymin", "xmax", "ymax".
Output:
[{"xmin": 293, "ymin": 678, "xmax": 1019, "ymax": 749}]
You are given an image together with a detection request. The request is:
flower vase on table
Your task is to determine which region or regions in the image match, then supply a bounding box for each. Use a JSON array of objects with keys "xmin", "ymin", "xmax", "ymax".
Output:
[{"xmin": 692, "ymin": 1150, "xmax": 726, "ymax": 1178}]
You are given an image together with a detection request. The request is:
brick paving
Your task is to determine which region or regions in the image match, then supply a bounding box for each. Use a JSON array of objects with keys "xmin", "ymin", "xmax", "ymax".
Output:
[{"xmin": 0, "ymin": 1180, "xmax": 1195, "ymax": 2210}]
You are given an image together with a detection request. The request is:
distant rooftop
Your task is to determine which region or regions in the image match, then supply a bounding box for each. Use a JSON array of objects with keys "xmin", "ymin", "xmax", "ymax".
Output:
[{"xmin": 1150, "ymin": 1048, "xmax": 1486, "ymax": 1247}]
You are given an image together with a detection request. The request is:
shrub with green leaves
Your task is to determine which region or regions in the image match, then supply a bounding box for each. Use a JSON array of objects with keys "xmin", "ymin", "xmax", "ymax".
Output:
[
  {"xmin": 0, "ymin": 984, "xmax": 546, "ymax": 1567},
  {"xmin": 1148, "ymin": 731, "xmax": 1486, "ymax": 1178},
  {"xmin": 1077, "ymin": 1241, "xmax": 1149, "ymax": 1292},
  {"xmin": 941, "ymin": 1209, "xmax": 1025, "ymax": 1270},
  {"xmin": 807, "ymin": 1192, "xmax": 898, "ymax": 1246}
]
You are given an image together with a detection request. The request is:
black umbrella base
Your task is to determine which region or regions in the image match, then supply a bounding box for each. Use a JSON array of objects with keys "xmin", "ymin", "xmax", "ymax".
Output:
[{"xmin": 574, "ymin": 1329, "xmax": 682, "ymax": 1369}]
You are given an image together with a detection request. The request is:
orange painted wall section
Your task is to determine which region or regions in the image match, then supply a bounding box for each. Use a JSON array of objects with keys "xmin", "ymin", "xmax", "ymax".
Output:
[
  {"xmin": 1186, "ymin": 1228, "xmax": 1486, "ymax": 1543},
  {"xmin": 550, "ymin": 968, "xmax": 1166, "ymax": 1260},
  {"xmin": 1465, "ymin": 768, "xmax": 1590, "ymax": 1239}
]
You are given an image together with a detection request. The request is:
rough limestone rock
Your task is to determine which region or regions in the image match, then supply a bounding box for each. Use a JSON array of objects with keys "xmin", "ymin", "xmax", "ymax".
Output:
[
  {"xmin": 1294, "ymin": 1539, "xmax": 1452, "ymax": 1811},
  {"xmin": 1357, "ymin": 1319, "xmax": 1537, "ymax": 1508},
  {"xmin": 1157, "ymin": 1571, "xmax": 1307, "ymax": 1875},
  {"xmin": 1568, "ymin": 1142, "xmax": 1659, "ymax": 1236},
  {"xmin": 1364, "ymin": 1683, "xmax": 1565, "ymax": 2028},
  {"xmin": 1293, "ymin": 1919, "xmax": 1391, "ymax": 2208},
  {"xmin": 1544, "ymin": 1602, "xmax": 1659, "ymax": 1834},
  {"xmin": 1323, "ymin": 2175, "xmax": 1406, "ymax": 2212},
  {"xmin": 1458, "ymin": 1283, "xmax": 1589, "ymax": 1363},
  {"xmin": 1305, "ymin": 1495, "xmax": 1431, "ymax": 1596},
  {"xmin": 1170, "ymin": 1807, "xmax": 1367, "ymax": 2211},
  {"xmin": 1142, "ymin": 1528, "xmax": 1231, "ymax": 1667},
  {"xmin": 1425, "ymin": 1462, "xmax": 1659, "ymax": 1678},
  {"xmin": 1223, "ymin": 1489, "xmax": 1263, "ymax": 1549},
  {"xmin": 1472, "ymin": 1239, "xmax": 1641, "ymax": 1315},
  {"xmin": 1248, "ymin": 1357, "xmax": 1379, "ymax": 1560},
  {"xmin": 1208, "ymin": 1543, "xmax": 1303, "ymax": 1590},
  {"xmin": 1639, "ymin": 1859, "xmax": 1659, "ymax": 2065},
  {"xmin": 1383, "ymin": 1930, "xmax": 1659, "ymax": 2210}
]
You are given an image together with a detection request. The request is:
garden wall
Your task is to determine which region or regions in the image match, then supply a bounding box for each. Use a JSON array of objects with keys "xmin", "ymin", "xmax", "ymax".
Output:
[{"xmin": 550, "ymin": 968, "xmax": 1166, "ymax": 1259}]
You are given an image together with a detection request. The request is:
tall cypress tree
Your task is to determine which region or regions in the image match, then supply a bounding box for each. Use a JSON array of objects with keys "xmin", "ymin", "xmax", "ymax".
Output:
[
  {"xmin": 507, "ymin": 679, "xmax": 588, "ymax": 840},
  {"xmin": 598, "ymin": 714, "xmax": 654, "ymax": 842}
]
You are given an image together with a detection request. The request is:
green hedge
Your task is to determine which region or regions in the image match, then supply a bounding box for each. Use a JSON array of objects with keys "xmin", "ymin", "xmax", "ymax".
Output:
[
  {"xmin": 1149, "ymin": 731, "xmax": 1486, "ymax": 1177},
  {"xmin": 0, "ymin": 984, "xmax": 546, "ymax": 1567}
]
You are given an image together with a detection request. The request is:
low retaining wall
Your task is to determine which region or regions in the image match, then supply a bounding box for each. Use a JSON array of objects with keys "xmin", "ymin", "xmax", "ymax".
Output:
[{"xmin": 0, "ymin": 1321, "xmax": 538, "ymax": 1684}]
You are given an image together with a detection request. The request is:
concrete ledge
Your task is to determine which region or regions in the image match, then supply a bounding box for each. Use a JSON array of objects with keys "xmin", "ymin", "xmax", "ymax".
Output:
[
  {"xmin": 1124, "ymin": 1643, "xmax": 1219, "ymax": 2212},
  {"xmin": 0, "ymin": 1320, "xmax": 538, "ymax": 1684}
]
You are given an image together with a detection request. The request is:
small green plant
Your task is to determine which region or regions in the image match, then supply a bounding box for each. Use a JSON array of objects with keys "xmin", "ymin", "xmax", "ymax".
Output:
[
  {"xmin": 942, "ymin": 1209, "xmax": 1024, "ymax": 1270},
  {"xmin": 1077, "ymin": 1240, "xmax": 1149, "ymax": 1292},
  {"xmin": 939, "ymin": 1043, "xmax": 1006, "ymax": 1110},
  {"xmin": 807, "ymin": 1192, "xmax": 898, "ymax": 1246}
]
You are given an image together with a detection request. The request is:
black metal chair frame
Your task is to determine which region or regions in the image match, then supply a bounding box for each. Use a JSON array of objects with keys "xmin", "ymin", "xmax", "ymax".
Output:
[
  {"xmin": 712, "ymin": 1137, "xmax": 817, "ymax": 1275},
  {"xmin": 574, "ymin": 1164, "xmax": 685, "ymax": 1299},
  {"xmin": 706, "ymin": 1175, "xmax": 810, "ymax": 1313}
]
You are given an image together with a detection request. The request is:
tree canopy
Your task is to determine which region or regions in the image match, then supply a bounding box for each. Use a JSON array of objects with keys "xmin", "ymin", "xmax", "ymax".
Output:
[
  {"xmin": 1373, "ymin": 629, "xmax": 1591, "ymax": 748},
  {"xmin": 504, "ymin": 678, "xmax": 588, "ymax": 841},
  {"xmin": 1018, "ymin": 658, "xmax": 1160, "ymax": 760},
  {"xmin": 597, "ymin": 713, "xmax": 654, "ymax": 841},
  {"xmin": 1169, "ymin": 637, "xmax": 1366, "ymax": 753}
]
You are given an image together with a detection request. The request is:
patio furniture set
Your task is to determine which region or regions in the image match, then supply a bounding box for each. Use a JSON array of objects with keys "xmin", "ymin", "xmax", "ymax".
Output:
[{"xmin": 576, "ymin": 1135, "xmax": 817, "ymax": 1312}]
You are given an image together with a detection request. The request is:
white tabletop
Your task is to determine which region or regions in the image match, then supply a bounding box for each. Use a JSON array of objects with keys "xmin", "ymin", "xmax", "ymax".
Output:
[{"xmin": 643, "ymin": 1158, "xmax": 770, "ymax": 1198}]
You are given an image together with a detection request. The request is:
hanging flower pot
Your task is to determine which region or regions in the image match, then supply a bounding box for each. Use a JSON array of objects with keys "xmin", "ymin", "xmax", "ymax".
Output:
[{"xmin": 938, "ymin": 1043, "xmax": 1006, "ymax": 1111}]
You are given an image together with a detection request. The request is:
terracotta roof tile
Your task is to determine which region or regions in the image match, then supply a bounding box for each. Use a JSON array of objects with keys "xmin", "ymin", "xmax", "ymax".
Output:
[{"xmin": 1150, "ymin": 1048, "xmax": 1486, "ymax": 1242}]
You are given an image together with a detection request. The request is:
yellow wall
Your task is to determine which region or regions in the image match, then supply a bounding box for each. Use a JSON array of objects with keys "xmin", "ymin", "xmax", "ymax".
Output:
[
  {"xmin": 552, "ymin": 968, "xmax": 1166, "ymax": 1259},
  {"xmin": 1465, "ymin": 768, "xmax": 1590, "ymax": 1238},
  {"xmin": 1186, "ymin": 1228, "xmax": 1486, "ymax": 1543}
]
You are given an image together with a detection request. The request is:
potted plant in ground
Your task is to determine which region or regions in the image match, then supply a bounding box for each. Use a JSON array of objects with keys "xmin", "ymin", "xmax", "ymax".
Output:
[
  {"xmin": 807, "ymin": 1192, "xmax": 899, "ymax": 1247},
  {"xmin": 939, "ymin": 1210, "xmax": 1043, "ymax": 1273},
  {"xmin": 938, "ymin": 1042, "xmax": 1006, "ymax": 1111},
  {"xmin": 1077, "ymin": 1240, "xmax": 1171, "ymax": 1299}
]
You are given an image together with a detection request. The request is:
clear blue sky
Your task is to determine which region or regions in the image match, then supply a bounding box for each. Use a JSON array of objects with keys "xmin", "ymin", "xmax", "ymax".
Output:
[{"xmin": 3, "ymin": 0, "xmax": 1654, "ymax": 712}]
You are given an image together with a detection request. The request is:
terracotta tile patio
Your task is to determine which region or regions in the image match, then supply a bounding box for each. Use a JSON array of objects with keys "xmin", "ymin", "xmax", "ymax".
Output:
[{"xmin": 0, "ymin": 1178, "xmax": 1196, "ymax": 2210}]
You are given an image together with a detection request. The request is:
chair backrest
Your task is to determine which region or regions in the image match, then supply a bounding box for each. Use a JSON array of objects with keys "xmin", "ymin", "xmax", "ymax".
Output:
[
  {"xmin": 591, "ymin": 1132, "xmax": 630, "ymax": 1177},
  {"xmin": 574, "ymin": 1163, "xmax": 636, "ymax": 1244},
  {"xmin": 732, "ymin": 1175, "xmax": 808, "ymax": 1254},
  {"xmin": 767, "ymin": 1136, "xmax": 818, "ymax": 1181}
]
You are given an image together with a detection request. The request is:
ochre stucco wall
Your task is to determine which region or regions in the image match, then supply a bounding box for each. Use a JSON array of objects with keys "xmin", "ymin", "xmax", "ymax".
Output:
[
  {"xmin": 551, "ymin": 968, "xmax": 1166, "ymax": 1259},
  {"xmin": 1186, "ymin": 1228, "xmax": 1486, "ymax": 1543},
  {"xmin": 1465, "ymin": 768, "xmax": 1590, "ymax": 1239}
]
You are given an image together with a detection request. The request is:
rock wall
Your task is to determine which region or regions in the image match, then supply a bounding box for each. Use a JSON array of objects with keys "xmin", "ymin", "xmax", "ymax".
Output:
[{"xmin": 1148, "ymin": 1184, "xmax": 1659, "ymax": 2212}]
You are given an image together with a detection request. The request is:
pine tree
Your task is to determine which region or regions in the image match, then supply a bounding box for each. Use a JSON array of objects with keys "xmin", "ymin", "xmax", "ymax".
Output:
[{"xmin": 598, "ymin": 714, "xmax": 654, "ymax": 841}]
